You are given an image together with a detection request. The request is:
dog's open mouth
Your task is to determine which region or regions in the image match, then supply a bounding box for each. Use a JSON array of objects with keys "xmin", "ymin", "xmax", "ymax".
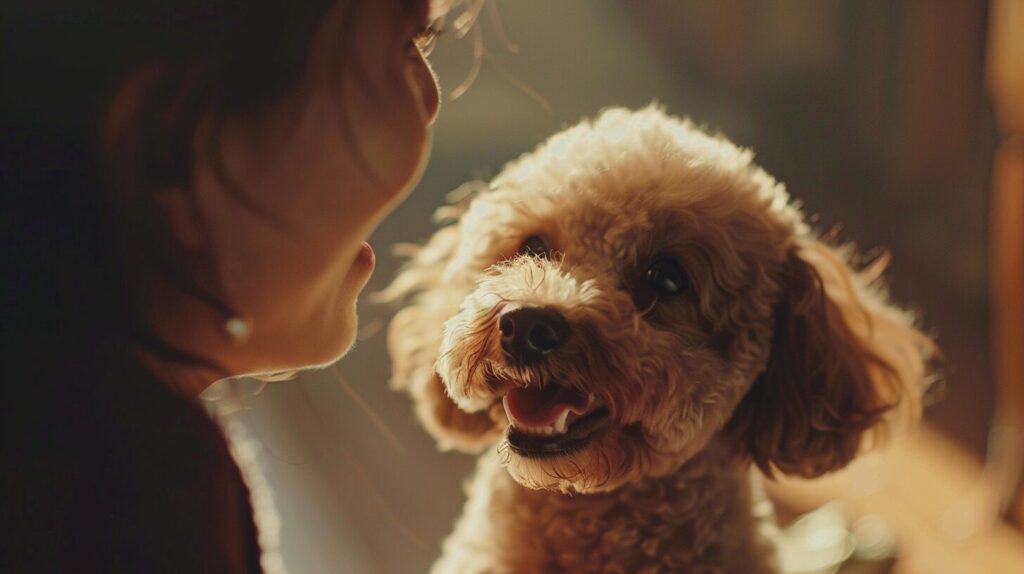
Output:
[{"xmin": 501, "ymin": 384, "xmax": 610, "ymax": 458}]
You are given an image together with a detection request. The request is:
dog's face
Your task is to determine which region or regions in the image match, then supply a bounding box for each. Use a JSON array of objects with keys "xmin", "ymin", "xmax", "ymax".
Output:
[{"xmin": 386, "ymin": 107, "xmax": 933, "ymax": 494}]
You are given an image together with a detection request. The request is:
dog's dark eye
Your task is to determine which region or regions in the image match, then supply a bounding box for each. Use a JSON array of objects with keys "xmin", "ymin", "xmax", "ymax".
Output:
[
  {"xmin": 646, "ymin": 259, "xmax": 688, "ymax": 295},
  {"xmin": 518, "ymin": 235, "xmax": 550, "ymax": 258}
]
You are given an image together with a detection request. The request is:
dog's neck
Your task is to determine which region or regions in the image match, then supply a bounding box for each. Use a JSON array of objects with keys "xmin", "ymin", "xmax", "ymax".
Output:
[{"xmin": 433, "ymin": 436, "xmax": 778, "ymax": 574}]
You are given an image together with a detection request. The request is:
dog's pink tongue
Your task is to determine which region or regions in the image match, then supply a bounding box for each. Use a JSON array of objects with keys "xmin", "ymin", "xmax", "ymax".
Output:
[{"xmin": 505, "ymin": 385, "xmax": 589, "ymax": 427}]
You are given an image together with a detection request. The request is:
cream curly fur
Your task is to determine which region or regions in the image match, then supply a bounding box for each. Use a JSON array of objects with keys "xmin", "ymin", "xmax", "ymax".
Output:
[{"xmin": 383, "ymin": 106, "xmax": 935, "ymax": 573}]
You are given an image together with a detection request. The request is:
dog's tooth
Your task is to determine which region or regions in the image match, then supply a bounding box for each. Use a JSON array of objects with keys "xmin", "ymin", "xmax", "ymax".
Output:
[
  {"xmin": 510, "ymin": 421, "xmax": 565, "ymax": 437},
  {"xmin": 569, "ymin": 394, "xmax": 598, "ymax": 416},
  {"xmin": 502, "ymin": 396, "xmax": 514, "ymax": 424},
  {"xmin": 553, "ymin": 409, "xmax": 571, "ymax": 434}
]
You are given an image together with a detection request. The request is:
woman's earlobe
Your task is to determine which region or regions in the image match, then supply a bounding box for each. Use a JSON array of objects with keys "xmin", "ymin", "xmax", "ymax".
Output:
[
  {"xmin": 104, "ymin": 66, "xmax": 210, "ymax": 253},
  {"xmin": 154, "ymin": 187, "xmax": 210, "ymax": 252}
]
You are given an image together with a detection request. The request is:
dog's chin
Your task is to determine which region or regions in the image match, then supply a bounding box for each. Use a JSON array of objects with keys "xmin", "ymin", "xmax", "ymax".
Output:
[
  {"xmin": 505, "ymin": 405, "xmax": 611, "ymax": 458},
  {"xmin": 500, "ymin": 422, "xmax": 644, "ymax": 494},
  {"xmin": 448, "ymin": 379, "xmax": 646, "ymax": 493}
]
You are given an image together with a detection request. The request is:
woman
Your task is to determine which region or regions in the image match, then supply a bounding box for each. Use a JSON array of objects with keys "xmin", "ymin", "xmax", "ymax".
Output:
[{"xmin": 2, "ymin": 0, "xmax": 443, "ymax": 571}]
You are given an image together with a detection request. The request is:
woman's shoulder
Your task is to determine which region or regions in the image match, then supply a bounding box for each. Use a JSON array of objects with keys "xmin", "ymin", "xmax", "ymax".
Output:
[{"xmin": 2, "ymin": 340, "xmax": 262, "ymax": 573}]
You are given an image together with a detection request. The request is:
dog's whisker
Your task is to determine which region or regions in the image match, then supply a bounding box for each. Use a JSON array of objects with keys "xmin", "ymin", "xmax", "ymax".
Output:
[{"xmin": 383, "ymin": 106, "xmax": 935, "ymax": 572}]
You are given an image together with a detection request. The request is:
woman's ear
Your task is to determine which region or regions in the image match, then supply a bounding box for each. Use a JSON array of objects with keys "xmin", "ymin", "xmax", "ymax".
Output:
[
  {"xmin": 724, "ymin": 237, "xmax": 935, "ymax": 478},
  {"xmin": 379, "ymin": 205, "xmax": 501, "ymax": 454},
  {"xmin": 153, "ymin": 188, "xmax": 210, "ymax": 251}
]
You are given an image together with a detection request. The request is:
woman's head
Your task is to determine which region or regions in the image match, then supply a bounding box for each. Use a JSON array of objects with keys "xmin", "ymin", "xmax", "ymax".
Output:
[{"xmin": 3, "ymin": 0, "xmax": 442, "ymax": 384}]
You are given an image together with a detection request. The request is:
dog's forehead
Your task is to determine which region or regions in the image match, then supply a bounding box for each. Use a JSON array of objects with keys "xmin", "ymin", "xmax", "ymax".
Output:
[
  {"xmin": 452, "ymin": 107, "xmax": 807, "ymax": 277},
  {"xmin": 484, "ymin": 108, "xmax": 799, "ymax": 241}
]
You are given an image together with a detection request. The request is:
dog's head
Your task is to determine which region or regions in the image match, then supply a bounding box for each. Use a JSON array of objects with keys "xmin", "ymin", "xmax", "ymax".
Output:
[{"xmin": 384, "ymin": 106, "xmax": 934, "ymax": 493}]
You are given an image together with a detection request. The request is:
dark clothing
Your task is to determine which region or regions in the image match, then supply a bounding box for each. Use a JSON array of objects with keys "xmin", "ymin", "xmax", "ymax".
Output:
[{"xmin": 2, "ymin": 340, "xmax": 263, "ymax": 573}]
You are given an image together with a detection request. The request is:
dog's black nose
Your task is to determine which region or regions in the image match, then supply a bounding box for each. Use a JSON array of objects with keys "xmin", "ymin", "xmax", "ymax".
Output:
[{"xmin": 498, "ymin": 307, "xmax": 570, "ymax": 364}]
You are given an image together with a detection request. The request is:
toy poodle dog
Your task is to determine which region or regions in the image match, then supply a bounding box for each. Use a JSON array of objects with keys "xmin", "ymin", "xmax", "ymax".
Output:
[{"xmin": 383, "ymin": 106, "xmax": 934, "ymax": 573}]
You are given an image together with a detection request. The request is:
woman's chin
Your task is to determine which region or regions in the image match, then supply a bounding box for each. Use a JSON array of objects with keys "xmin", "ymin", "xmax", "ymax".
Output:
[
  {"xmin": 245, "ymin": 259, "xmax": 371, "ymax": 374},
  {"xmin": 309, "ymin": 315, "xmax": 360, "ymax": 367},
  {"xmin": 269, "ymin": 332, "xmax": 356, "ymax": 374},
  {"xmin": 259, "ymin": 311, "xmax": 359, "ymax": 373}
]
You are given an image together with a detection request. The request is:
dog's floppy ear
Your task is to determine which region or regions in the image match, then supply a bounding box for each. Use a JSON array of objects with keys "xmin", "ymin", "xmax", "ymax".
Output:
[
  {"xmin": 379, "ymin": 201, "xmax": 502, "ymax": 454},
  {"xmin": 724, "ymin": 237, "xmax": 935, "ymax": 478}
]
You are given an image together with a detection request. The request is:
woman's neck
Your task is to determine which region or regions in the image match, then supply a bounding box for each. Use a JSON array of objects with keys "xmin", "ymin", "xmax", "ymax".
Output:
[
  {"xmin": 135, "ymin": 276, "xmax": 242, "ymax": 398},
  {"xmin": 133, "ymin": 344, "xmax": 226, "ymax": 399}
]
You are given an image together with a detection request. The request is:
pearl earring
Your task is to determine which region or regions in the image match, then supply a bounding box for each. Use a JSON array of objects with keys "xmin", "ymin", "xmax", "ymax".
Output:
[{"xmin": 224, "ymin": 316, "xmax": 252, "ymax": 344}]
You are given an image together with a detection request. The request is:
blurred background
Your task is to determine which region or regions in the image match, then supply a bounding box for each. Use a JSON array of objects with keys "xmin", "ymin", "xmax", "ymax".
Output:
[{"xmin": 208, "ymin": 1, "xmax": 1024, "ymax": 572}]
